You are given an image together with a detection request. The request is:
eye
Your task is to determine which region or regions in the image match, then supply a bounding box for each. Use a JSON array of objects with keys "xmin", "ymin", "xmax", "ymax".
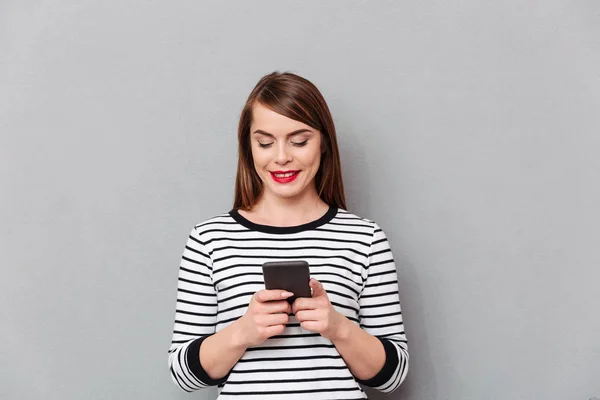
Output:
[
  {"xmin": 258, "ymin": 142, "xmax": 274, "ymax": 148},
  {"xmin": 292, "ymin": 140, "xmax": 308, "ymax": 147}
]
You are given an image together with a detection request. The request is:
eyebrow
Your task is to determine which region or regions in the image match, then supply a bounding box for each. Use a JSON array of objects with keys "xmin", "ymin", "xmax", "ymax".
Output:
[{"xmin": 252, "ymin": 129, "xmax": 312, "ymax": 138}]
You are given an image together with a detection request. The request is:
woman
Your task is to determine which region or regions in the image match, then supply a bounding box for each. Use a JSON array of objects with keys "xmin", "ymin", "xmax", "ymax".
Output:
[{"xmin": 168, "ymin": 72, "xmax": 409, "ymax": 398}]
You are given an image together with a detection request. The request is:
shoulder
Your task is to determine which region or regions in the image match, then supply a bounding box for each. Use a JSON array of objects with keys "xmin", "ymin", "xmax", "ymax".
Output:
[
  {"xmin": 334, "ymin": 208, "xmax": 383, "ymax": 233},
  {"xmin": 190, "ymin": 210, "xmax": 237, "ymax": 235}
]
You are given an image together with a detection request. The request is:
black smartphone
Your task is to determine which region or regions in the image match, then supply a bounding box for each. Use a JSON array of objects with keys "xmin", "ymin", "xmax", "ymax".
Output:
[{"xmin": 262, "ymin": 260, "xmax": 311, "ymax": 304}]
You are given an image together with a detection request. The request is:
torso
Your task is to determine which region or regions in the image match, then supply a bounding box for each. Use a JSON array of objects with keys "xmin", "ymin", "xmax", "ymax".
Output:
[{"xmin": 199, "ymin": 206, "xmax": 373, "ymax": 398}]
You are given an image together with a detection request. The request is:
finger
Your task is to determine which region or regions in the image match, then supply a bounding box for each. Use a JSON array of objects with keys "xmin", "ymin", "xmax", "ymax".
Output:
[
  {"xmin": 299, "ymin": 320, "xmax": 322, "ymax": 332},
  {"xmin": 292, "ymin": 297, "xmax": 319, "ymax": 314},
  {"xmin": 261, "ymin": 324, "xmax": 286, "ymax": 338},
  {"xmin": 258, "ymin": 313, "xmax": 289, "ymax": 327},
  {"xmin": 255, "ymin": 289, "xmax": 294, "ymax": 303},
  {"xmin": 295, "ymin": 309, "xmax": 321, "ymax": 322},
  {"xmin": 261, "ymin": 300, "xmax": 292, "ymax": 314},
  {"xmin": 310, "ymin": 278, "xmax": 327, "ymax": 297}
]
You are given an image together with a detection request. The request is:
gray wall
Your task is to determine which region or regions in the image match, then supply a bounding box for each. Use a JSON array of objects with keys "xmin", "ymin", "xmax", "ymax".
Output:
[{"xmin": 1, "ymin": 1, "xmax": 599, "ymax": 399}]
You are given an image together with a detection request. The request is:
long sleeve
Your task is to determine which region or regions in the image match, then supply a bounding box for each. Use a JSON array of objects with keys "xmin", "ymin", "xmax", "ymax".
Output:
[
  {"xmin": 355, "ymin": 222, "xmax": 409, "ymax": 393},
  {"xmin": 167, "ymin": 226, "xmax": 226, "ymax": 392}
]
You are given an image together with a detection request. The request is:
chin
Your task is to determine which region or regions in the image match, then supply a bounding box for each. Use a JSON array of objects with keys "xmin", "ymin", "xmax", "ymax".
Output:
[
  {"xmin": 273, "ymin": 189, "xmax": 303, "ymax": 199},
  {"xmin": 268, "ymin": 186, "xmax": 305, "ymax": 199}
]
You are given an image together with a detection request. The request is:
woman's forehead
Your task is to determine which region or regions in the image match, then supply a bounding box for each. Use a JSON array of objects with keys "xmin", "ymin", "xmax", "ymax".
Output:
[{"xmin": 251, "ymin": 103, "xmax": 314, "ymax": 135}]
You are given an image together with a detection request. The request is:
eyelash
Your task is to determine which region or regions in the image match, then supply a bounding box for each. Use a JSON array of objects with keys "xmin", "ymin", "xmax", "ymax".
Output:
[{"xmin": 258, "ymin": 140, "xmax": 308, "ymax": 148}]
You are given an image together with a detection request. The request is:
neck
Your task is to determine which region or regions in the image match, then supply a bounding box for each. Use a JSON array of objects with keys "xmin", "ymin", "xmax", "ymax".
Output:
[{"xmin": 250, "ymin": 187, "xmax": 329, "ymax": 227}]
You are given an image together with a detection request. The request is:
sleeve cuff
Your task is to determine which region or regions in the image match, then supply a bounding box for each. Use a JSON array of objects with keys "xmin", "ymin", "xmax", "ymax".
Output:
[
  {"xmin": 186, "ymin": 335, "xmax": 230, "ymax": 386},
  {"xmin": 354, "ymin": 337, "xmax": 399, "ymax": 387}
]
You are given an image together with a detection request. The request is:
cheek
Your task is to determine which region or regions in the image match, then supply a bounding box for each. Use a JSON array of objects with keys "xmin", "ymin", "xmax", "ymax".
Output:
[
  {"xmin": 310, "ymin": 152, "xmax": 322, "ymax": 171},
  {"xmin": 299, "ymin": 146, "xmax": 322, "ymax": 169},
  {"xmin": 251, "ymin": 147, "xmax": 269, "ymax": 168}
]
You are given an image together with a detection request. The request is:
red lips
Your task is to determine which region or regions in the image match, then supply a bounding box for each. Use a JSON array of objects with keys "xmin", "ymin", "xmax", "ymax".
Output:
[{"xmin": 270, "ymin": 170, "xmax": 300, "ymax": 184}]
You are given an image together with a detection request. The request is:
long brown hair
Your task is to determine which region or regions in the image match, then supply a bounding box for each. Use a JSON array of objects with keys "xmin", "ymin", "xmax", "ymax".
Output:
[{"xmin": 233, "ymin": 71, "xmax": 347, "ymax": 211}]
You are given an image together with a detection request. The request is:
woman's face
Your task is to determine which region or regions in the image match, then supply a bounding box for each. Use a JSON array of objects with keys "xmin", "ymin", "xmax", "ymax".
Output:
[{"xmin": 249, "ymin": 102, "xmax": 323, "ymax": 202}]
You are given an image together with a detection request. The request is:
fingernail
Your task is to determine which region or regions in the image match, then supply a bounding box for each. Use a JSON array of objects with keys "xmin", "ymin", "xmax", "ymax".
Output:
[{"xmin": 282, "ymin": 291, "xmax": 294, "ymax": 297}]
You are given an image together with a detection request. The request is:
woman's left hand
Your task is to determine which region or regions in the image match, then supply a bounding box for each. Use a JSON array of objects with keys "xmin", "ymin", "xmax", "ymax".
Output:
[{"xmin": 292, "ymin": 278, "xmax": 349, "ymax": 341}]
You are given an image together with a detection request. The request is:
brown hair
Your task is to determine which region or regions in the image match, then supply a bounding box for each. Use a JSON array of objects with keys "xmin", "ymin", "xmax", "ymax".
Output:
[{"xmin": 233, "ymin": 71, "xmax": 347, "ymax": 211}]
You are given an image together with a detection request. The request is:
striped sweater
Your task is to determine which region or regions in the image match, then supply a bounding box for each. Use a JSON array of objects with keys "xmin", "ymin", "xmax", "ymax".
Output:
[{"xmin": 167, "ymin": 206, "xmax": 409, "ymax": 399}]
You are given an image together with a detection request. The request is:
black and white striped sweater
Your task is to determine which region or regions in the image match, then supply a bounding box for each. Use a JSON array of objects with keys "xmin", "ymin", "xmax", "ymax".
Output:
[{"xmin": 168, "ymin": 206, "xmax": 409, "ymax": 399}]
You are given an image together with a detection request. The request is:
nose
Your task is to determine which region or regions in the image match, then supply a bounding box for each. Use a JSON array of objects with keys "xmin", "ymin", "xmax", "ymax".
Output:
[{"xmin": 275, "ymin": 142, "xmax": 292, "ymax": 165}]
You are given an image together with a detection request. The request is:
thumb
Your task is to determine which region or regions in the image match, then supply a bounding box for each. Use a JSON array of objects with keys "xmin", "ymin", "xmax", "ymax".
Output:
[{"xmin": 310, "ymin": 278, "xmax": 327, "ymax": 298}]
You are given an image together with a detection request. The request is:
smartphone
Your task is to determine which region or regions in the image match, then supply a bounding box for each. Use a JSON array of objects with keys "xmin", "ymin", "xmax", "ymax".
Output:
[{"xmin": 262, "ymin": 260, "xmax": 311, "ymax": 304}]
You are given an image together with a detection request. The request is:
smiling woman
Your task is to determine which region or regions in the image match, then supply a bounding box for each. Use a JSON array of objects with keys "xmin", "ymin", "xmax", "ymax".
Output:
[
  {"xmin": 233, "ymin": 72, "xmax": 346, "ymax": 222},
  {"xmin": 246, "ymin": 102, "xmax": 325, "ymax": 210},
  {"xmin": 167, "ymin": 72, "xmax": 409, "ymax": 399}
]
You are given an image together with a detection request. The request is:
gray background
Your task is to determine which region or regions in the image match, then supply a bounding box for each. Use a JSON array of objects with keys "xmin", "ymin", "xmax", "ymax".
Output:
[{"xmin": 1, "ymin": 1, "xmax": 599, "ymax": 399}]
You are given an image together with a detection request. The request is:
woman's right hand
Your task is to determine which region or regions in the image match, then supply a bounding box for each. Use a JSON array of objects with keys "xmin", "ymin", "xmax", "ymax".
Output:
[{"xmin": 236, "ymin": 289, "xmax": 294, "ymax": 347}]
